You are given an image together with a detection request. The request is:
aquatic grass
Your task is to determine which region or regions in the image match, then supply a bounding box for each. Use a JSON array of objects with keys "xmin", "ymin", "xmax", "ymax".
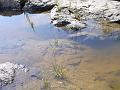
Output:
[
  {"xmin": 49, "ymin": 39, "xmax": 62, "ymax": 57},
  {"xmin": 48, "ymin": 39, "xmax": 67, "ymax": 80},
  {"xmin": 52, "ymin": 64, "xmax": 66, "ymax": 79},
  {"xmin": 43, "ymin": 78, "xmax": 51, "ymax": 90},
  {"xmin": 49, "ymin": 39, "xmax": 67, "ymax": 79},
  {"xmin": 49, "ymin": 39, "xmax": 59, "ymax": 48},
  {"xmin": 41, "ymin": 71, "xmax": 51, "ymax": 90}
]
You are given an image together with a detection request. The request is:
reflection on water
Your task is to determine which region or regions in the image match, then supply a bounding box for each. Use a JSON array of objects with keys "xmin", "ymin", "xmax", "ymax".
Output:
[
  {"xmin": 0, "ymin": 12, "xmax": 120, "ymax": 90},
  {"xmin": 0, "ymin": 12, "xmax": 68, "ymax": 43},
  {"xmin": 24, "ymin": 12, "xmax": 35, "ymax": 32},
  {"xmin": 68, "ymin": 19, "xmax": 120, "ymax": 48},
  {"xmin": 0, "ymin": 11, "xmax": 23, "ymax": 16}
]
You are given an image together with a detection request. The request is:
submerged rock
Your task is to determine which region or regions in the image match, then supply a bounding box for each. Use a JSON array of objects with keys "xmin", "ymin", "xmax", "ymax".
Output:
[{"xmin": 0, "ymin": 62, "xmax": 28, "ymax": 86}]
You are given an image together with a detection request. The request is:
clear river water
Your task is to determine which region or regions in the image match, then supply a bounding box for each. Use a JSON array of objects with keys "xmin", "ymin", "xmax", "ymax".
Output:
[{"xmin": 0, "ymin": 12, "xmax": 120, "ymax": 90}]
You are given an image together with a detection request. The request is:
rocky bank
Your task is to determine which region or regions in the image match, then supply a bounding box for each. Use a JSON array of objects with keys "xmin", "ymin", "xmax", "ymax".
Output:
[
  {"xmin": 0, "ymin": 0, "xmax": 120, "ymax": 30},
  {"xmin": 0, "ymin": 0, "xmax": 55, "ymax": 11},
  {"xmin": 50, "ymin": 0, "xmax": 120, "ymax": 30}
]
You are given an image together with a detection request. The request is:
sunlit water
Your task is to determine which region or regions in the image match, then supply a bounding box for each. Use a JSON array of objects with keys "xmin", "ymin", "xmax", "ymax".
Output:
[{"xmin": 0, "ymin": 12, "xmax": 120, "ymax": 90}]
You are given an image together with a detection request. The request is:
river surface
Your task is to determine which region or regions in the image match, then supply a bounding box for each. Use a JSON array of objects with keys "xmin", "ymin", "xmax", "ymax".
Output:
[{"xmin": 0, "ymin": 12, "xmax": 120, "ymax": 90}]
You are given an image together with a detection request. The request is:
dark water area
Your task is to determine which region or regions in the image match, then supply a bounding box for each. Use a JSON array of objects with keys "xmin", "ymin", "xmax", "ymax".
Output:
[{"xmin": 0, "ymin": 12, "xmax": 120, "ymax": 90}]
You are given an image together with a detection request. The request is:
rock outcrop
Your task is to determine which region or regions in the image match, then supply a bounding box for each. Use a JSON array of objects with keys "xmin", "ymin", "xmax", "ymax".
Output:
[
  {"xmin": 50, "ymin": 0, "xmax": 120, "ymax": 30},
  {"xmin": 0, "ymin": 0, "xmax": 119, "ymax": 30},
  {"xmin": 54, "ymin": 0, "xmax": 120, "ymax": 22},
  {"xmin": 0, "ymin": 0, "xmax": 55, "ymax": 11},
  {"xmin": 0, "ymin": 62, "xmax": 28, "ymax": 86},
  {"xmin": 51, "ymin": 6, "xmax": 86, "ymax": 30}
]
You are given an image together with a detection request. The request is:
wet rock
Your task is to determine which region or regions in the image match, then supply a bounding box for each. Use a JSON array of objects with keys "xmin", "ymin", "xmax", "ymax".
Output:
[
  {"xmin": 0, "ymin": 0, "xmax": 55, "ymax": 11},
  {"xmin": 75, "ymin": 0, "xmax": 120, "ymax": 22},
  {"xmin": 50, "ymin": 6, "xmax": 86, "ymax": 30},
  {"xmin": 52, "ymin": 20, "xmax": 70, "ymax": 27},
  {"xmin": 0, "ymin": 62, "xmax": 28, "ymax": 86},
  {"xmin": 23, "ymin": 0, "xmax": 55, "ymax": 11},
  {"xmin": 65, "ymin": 20, "xmax": 86, "ymax": 30},
  {"xmin": 51, "ymin": 0, "xmax": 120, "ymax": 29},
  {"xmin": 104, "ymin": 1, "xmax": 120, "ymax": 22}
]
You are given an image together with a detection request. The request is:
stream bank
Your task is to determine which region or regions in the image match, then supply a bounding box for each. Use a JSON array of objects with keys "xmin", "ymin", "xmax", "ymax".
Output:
[{"xmin": 0, "ymin": 0, "xmax": 120, "ymax": 30}]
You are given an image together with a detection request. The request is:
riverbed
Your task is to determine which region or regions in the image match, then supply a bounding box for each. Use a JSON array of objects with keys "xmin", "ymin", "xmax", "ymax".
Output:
[{"xmin": 0, "ymin": 12, "xmax": 120, "ymax": 90}]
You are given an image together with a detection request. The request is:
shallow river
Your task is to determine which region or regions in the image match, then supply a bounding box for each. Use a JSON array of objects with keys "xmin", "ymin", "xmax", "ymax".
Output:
[{"xmin": 0, "ymin": 12, "xmax": 120, "ymax": 90}]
